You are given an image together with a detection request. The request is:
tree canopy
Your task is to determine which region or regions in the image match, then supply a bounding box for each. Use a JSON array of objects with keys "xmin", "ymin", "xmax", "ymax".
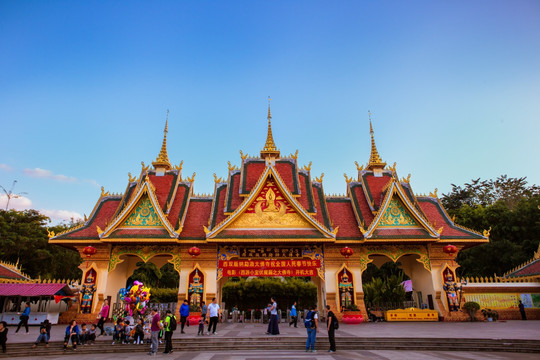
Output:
[
  {"xmin": 0, "ymin": 209, "xmax": 82, "ymax": 279},
  {"xmin": 441, "ymin": 175, "xmax": 540, "ymax": 277}
]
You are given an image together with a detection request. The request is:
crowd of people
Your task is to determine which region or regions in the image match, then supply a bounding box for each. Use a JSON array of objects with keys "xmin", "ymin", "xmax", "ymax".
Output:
[{"xmin": 1, "ymin": 297, "xmax": 341, "ymax": 355}]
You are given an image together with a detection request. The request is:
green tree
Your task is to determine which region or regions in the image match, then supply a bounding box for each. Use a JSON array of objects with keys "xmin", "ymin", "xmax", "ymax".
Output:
[
  {"xmin": 441, "ymin": 175, "xmax": 540, "ymax": 277},
  {"xmin": 0, "ymin": 209, "xmax": 82, "ymax": 279}
]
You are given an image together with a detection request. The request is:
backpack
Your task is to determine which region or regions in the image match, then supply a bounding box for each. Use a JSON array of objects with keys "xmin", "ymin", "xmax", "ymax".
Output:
[
  {"xmin": 333, "ymin": 317, "xmax": 339, "ymax": 330},
  {"xmin": 169, "ymin": 315, "xmax": 177, "ymax": 331},
  {"xmin": 304, "ymin": 311, "xmax": 315, "ymax": 328}
]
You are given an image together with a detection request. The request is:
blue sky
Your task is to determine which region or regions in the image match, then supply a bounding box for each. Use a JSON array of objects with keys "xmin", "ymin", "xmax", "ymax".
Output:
[{"xmin": 1, "ymin": 0, "xmax": 539, "ymax": 223}]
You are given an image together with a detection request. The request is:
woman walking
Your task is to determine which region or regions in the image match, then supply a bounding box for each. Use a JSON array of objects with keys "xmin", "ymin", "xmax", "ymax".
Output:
[
  {"xmin": 96, "ymin": 299, "xmax": 109, "ymax": 336},
  {"xmin": 265, "ymin": 297, "xmax": 279, "ymax": 335}
]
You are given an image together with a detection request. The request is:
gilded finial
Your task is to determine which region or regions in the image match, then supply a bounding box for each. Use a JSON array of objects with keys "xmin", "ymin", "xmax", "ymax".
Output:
[
  {"xmin": 46, "ymin": 229, "xmax": 55, "ymax": 239},
  {"xmin": 152, "ymin": 110, "xmax": 172, "ymax": 171},
  {"xmin": 128, "ymin": 172, "xmax": 136, "ymax": 182},
  {"xmin": 213, "ymin": 173, "xmax": 223, "ymax": 183},
  {"xmin": 186, "ymin": 172, "xmax": 196, "ymax": 183},
  {"xmin": 367, "ymin": 112, "xmax": 387, "ymax": 170},
  {"xmin": 429, "ymin": 188, "xmax": 438, "ymax": 198},
  {"xmin": 239, "ymin": 150, "xmax": 248, "ymax": 160},
  {"xmin": 344, "ymin": 173, "xmax": 353, "ymax": 184},
  {"xmin": 303, "ymin": 161, "xmax": 312, "ymax": 172},
  {"xmin": 315, "ymin": 173, "xmax": 324, "ymax": 183},
  {"xmin": 174, "ymin": 160, "xmax": 184, "ymax": 172},
  {"xmin": 483, "ymin": 227, "xmax": 491, "ymax": 238},
  {"xmin": 355, "ymin": 161, "xmax": 364, "ymax": 172},
  {"xmin": 261, "ymin": 97, "xmax": 280, "ymax": 159}
]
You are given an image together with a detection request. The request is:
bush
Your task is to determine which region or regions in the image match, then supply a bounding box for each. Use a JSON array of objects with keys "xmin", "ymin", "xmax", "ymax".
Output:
[
  {"xmin": 481, "ymin": 308, "xmax": 499, "ymax": 321},
  {"xmin": 149, "ymin": 288, "xmax": 178, "ymax": 303},
  {"xmin": 463, "ymin": 301, "xmax": 480, "ymax": 321}
]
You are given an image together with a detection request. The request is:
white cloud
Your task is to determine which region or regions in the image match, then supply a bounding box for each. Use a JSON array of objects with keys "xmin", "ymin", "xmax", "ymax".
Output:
[
  {"xmin": 0, "ymin": 194, "xmax": 32, "ymax": 210},
  {"xmin": 0, "ymin": 194, "xmax": 82, "ymax": 223},
  {"xmin": 0, "ymin": 164, "xmax": 12, "ymax": 172},
  {"xmin": 24, "ymin": 168, "xmax": 77, "ymax": 182},
  {"xmin": 40, "ymin": 209, "xmax": 83, "ymax": 223}
]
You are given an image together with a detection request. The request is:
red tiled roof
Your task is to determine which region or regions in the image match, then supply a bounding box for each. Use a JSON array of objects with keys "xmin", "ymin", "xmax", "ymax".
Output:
[
  {"xmin": 107, "ymin": 228, "xmax": 171, "ymax": 238},
  {"xmin": 57, "ymin": 197, "xmax": 121, "ymax": 239},
  {"xmin": 417, "ymin": 198, "xmax": 483, "ymax": 238},
  {"xmin": 350, "ymin": 184, "xmax": 375, "ymax": 227},
  {"xmin": 168, "ymin": 183, "xmax": 190, "ymax": 229},
  {"xmin": 147, "ymin": 173, "xmax": 176, "ymax": 210},
  {"xmin": 213, "ymin": 229, "xmax": 324, "ymax": 239},
  {"xmin": 326, "ymin": 200, "xmax": 362, "ymax": 239},
  {"xmin": 0, "ymin": 283, "xmax": 74, "ymax": 296},
  {"xmin": 275, "ymin": 161, "xmax": 298, "ymax": 194},
  {"xmin": 364, "ymin": 173, "xmax": 392, "ymax": 209},
  {"xmin": 242, "ymin": 161, "xmax": 266, "ymax": 194},
  {"xmin": 0, "ymin": 265, "xmax": 29, "ymax": 280},
  {"xmin": 179, "ymin": 199, "xmax": 212, "ymax": 239},
  {"xmin": 226, "ymin": 172, "xmax": 243, "ymax": 212},
  {"xmin": 507, "ymin": 259, "xmax": 540, "ymax": 277}
]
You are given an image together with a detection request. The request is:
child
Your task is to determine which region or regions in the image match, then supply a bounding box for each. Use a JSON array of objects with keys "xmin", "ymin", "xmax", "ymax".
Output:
[
  {"xmin": 79, "ymin": 323, "xmax": 88, "ymax": 345},
  {"xmin": 143, "ymin": 319, "xmax": 151, "ymax": 344},
  {"xmin": 32, "ymin": 319, "xmax": 51, "ymax": 348},
  {"xmin": 0, "ymin": 321, "xmax": 8, "ymax": 353},
  {"xmin": 112, "ymin": 319, "xmax": 124, "ymax": 345},
  {"xmin": 123, "ymin": 320, "xmax": 131, "ymax": 344},
  {"xmin": 134, "ymin": 318, "xmax": 144, "ymax": 344},
  {"xmin": 197, "ymin": 316, "xmax": 205, "ymax": 335},
  {"xmin": 87, "ymin": 324, "xmax": 97, "ymax": 344},
  {"xmin": 158, "ymin": 319, "xmax": 164, "ymax": 344}
]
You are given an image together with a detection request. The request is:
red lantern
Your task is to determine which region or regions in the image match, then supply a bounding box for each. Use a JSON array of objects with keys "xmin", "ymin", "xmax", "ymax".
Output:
[
  {"xmin": 443, "ymin": 244, "xmax": 458, "ymax": 265},
  {"xmin": 340, "ymin": 246, "xmax": 354, "ymax": 259},
  {"xmin": 82, "ymin": 246, "xmax": 97, "ymax": 268},
  {"xmin": 188, "ymin": 246, "xmax": 201, "ymax": 267}
]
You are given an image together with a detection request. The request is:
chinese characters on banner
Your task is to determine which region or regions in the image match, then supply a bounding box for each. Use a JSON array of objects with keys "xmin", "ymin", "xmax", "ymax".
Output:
[
  {"xmin": 219, "ymin": 259, "xmax": 320, "ymax": 277},
  {"xmin": 465, "ymin": 293, "xmax": 540, "ymax": 309}
]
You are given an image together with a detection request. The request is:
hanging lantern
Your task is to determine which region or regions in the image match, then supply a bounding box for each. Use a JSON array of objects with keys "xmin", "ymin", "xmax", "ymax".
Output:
[
  {"xmin": 188, "ymin": 246, "xmax": 201, "ymax": 267},
  {"xmin": 82, "ymin": 246, "xmax": 97, "ymax": 268},
  {"xmin": 340, "ymin": 246, "xmax": 354, "ymax": 259},
  {"xmin": 443, "ymin": 244, "xmax": 458, "ymax": 265}
]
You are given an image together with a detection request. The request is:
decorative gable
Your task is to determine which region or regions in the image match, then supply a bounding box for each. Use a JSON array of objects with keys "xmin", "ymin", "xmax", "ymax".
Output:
[
  {"xmin": 378, "ymin": 198, "xmax": 420, "ymax": 228},
  {"xmin": 229, "ymin": 179, "xmax": 313, "ymax": 229},
  {"xmin": 121, "ymin": 196, "xmax": 164, "ymax": 228},
  {"xmin": 206, "ymin": 165, "xmax": 335, "ymax": 240}
]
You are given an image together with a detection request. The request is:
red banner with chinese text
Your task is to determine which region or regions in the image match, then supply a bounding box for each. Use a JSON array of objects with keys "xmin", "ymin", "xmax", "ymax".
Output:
[{"xmin": 218, "ymin": 259, "xmax": 320, "ymax": 277}]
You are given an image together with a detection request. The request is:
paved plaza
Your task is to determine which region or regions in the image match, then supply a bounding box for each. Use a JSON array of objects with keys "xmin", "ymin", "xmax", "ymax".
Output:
[
  {"xmin": 10, "ymin": 349, "xmax": 540, "ymax": 360},
  {"xmin": 7, "ymin": 320, "xmax": 540, "ymax": 343}
]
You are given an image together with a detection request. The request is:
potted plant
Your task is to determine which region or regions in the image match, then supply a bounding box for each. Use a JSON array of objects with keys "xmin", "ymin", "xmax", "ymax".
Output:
[
  {"xmin": 341, "ymin": 303, "xmax": 364, "ymax": 324},
  {"xmin": 462, "ymin": 301, "xmax": 480, "ymax": 322},
  {"xmin": 481, "ymin": 308, "xmax": 499, "ymax": 322},
  {"xmin": 188, "ymin": 304, "xmax": 201, "ymax": 326}
]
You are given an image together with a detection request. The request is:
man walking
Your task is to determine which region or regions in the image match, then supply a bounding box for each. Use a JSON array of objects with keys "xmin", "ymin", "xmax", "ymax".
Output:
[
  {"xmin": 163, "ymin": 309, "xmax": 176, "ymax": 354},
  {"xmin": 305, "ymin": 305, "xmax": 318, "ymax": 353},
  {"xmin": 326, "ymin": 305, "xmax": 336, "ymax": 353},
  {"xmin": 148, "ymin": 308, "xmax": 161, "ymax": 356},
  {"xmin": 289, "ymin": 301, "xmax": 298, "ymax": 327},
  {"xmin": 180, "ymin": 300, "xmax": 189, "ymax": 334},
  {"xmin": 519, "ymin": 300, "xmax": 527, "ymax": 320},
  {"xmin": 207, "ymin": 298, "xmax": 220, "ymax": 335},
  {"xmin": 16, "ymin": 302, "xmax": 31, "ymax": 334}
]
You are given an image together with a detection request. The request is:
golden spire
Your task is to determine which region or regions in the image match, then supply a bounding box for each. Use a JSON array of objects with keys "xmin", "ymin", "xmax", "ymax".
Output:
[
  {"xmin": 260, "ymin": 97, "xmax": 280, "ymax": 159},
  {"xmin": 152, "ymin": 110, "xmax": 172, "ymax": 171},
  {"xmin": 367, "ymin": 110, "xmax": 386, "ymax": 170}
]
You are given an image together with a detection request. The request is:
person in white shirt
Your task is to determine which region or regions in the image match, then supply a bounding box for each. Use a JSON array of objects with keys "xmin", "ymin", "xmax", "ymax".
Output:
[
  {"xmin": 207, "ymin": 298, "xmax": 221, "ymax": 335},
  {"xmin": 266, "ymin": 297, "xmax": 280, "ymax": 335}
]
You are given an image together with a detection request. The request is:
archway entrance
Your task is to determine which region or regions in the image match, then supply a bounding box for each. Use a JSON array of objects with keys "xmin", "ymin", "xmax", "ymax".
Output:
[
  {"xmin": 215, "ymin": 244, "xmax": 326, "ymax": 320},
  {"xmin": 361, "ymin": 252, "xmax": 435, "ymax": 313}
]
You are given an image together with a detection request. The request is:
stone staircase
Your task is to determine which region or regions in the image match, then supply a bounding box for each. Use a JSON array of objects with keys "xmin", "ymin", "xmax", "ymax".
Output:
[{"xmin": 1, "ymin": 336, "xmax": 539, "ymax": 357}]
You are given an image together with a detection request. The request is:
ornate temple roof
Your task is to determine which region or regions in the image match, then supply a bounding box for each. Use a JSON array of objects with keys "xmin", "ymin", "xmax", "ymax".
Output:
[{"xmin": 50, "ymin": 110, "xmax": 489, "ymax": 246}]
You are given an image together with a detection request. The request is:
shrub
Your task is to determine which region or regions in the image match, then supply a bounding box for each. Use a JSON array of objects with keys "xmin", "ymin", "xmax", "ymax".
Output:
[
  {"xmin": 149, "ymin": 288, "xmax": 178, "ymax": 303},
  {"xmin": 463, "ymin": 301, "xmax": 480, "ymax": 321}
]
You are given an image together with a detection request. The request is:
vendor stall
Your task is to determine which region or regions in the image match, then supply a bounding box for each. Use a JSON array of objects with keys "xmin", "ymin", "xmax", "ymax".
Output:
[{"xmin": 0, "ymin": 283, "xmax": 75, "ymax": 325}]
